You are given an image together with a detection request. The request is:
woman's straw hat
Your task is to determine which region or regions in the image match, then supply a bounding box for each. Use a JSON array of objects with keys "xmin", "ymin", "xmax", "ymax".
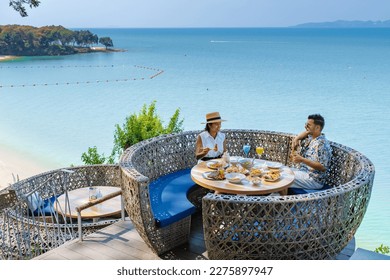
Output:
[{"xmin": 201, "ymin": 112, "xmax": 226, "ymax": 124}]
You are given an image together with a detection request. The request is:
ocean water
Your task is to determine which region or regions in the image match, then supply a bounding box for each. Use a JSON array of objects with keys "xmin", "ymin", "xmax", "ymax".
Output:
[{"xmin": 0, "ymin": 28, "xmax": 389, "ymax": 251}]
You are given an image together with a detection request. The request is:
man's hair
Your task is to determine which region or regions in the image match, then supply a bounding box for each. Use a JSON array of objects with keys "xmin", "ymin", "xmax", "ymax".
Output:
[{"xmin": 308, "ymin": 114, "xmax": 325, "ymax": 130}]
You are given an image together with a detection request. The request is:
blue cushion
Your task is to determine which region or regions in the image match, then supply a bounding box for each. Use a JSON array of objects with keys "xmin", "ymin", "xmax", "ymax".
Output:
[
  {"xmin": 32, "ymin": 195, "xmax": 57, "ymax": 216},
  {"xmin": 149, "ymin": 168, "xmax": 197, "ymax": 227},
  {"xmin": 288, "ymin": 184, "xmax": 332, "ymax": 195}
]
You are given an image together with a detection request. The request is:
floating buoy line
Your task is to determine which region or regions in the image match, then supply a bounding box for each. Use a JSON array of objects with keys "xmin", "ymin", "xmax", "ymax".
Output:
[{"xmin": 0, "ymin": 65, "xmax": 164, "ymax": 88}]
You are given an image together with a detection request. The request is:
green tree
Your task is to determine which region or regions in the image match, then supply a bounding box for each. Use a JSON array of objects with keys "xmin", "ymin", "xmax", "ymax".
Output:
[
  {"xmin": 0, "ymin": 25, "xmax": 109, "ymax": 56},
  {"xmin": 81, "ymin": 101, "xmax": 184, "ymax": 165},
  {"xmin": 81, "ymin": 146, "xmax": 115, "ymax": 165},
  {"xmin": 9, "ymin": 0, "xmax": 40, "ymax": 17},
  {"xmin": 112, "ymin": 101, "xmax": 184, "ymax": 157},
  {"xmin": 99, "ymin": 37, "xmax": 113, "ymax": 49}
]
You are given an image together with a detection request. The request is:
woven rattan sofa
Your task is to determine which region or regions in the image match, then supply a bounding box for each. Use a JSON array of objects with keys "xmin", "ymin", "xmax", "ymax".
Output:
[
  {"xmin": 0, "ymin": 165, "xmax": 122, "ymax": 259},
  {"xmin": 119, "ymin": 129, "xmax": 375, "ymax": 259},
  {"xmin": 203, "ymin": 132, "xmax": 375, "ymax": 259}
]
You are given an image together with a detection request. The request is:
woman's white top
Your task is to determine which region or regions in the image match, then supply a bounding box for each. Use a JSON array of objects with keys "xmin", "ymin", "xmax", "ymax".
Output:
[{"xmin": 199, "ymin": 131, "xmax": 225, "ymax": 158}]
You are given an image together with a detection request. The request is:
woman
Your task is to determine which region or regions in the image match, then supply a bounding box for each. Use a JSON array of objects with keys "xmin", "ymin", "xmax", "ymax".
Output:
[{"xmin": 195, "ymin": 112, "xmax": 227, "ymax": 161}]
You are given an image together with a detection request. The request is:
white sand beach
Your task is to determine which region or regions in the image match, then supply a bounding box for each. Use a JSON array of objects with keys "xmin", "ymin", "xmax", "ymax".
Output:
[
  {"xmin": 0, "ymin": 55, "xmax": 19, "ymax": 62},
  {"xmin": 0, "ymin": 145, "xmax": 55, "ymax": 191}
]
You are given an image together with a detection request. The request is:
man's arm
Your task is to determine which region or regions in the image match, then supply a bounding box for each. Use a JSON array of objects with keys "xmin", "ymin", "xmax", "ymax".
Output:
[
  {"xmin": 292, "ymin": 130, "xmax": 310, "ymax": 150},
  {"xmin": 292, "ymin": 154, "xmax": 326, "ymax": 171}
]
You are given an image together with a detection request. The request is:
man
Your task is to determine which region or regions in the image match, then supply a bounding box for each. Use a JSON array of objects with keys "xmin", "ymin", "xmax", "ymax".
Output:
[{"xmin": 290, "ymin": 114, "xmax": 332, "ymax": 189}]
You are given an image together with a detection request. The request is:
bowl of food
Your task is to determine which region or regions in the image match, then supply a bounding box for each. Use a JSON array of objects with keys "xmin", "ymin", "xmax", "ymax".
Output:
[
  {"xmin": 251, "ymin": 178, "xmax": 261, "ymax": 186},
  {"xmin": 238, "ymin": 158, "xmax": 254, "ymax": 170},
  {"xmin": 225, "ymin": 172, "xmax": 246, "ymax": 184},
  {"xmin": 250, "ymin": 168, "xmax": 263, "ymax": 177},
  {"xmin": 229, "ymin": 156, "xmax": 241, "ymax": 166}
]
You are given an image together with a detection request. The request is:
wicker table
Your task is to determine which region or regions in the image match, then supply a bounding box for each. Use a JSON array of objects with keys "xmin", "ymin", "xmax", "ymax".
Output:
[
  {"xmin": 191, "ymin": 159, "xmax": 294, "ymax": 195},
  {"xmin": 55, "ymin": 186, "xmax": 122, "ymax": 220}
]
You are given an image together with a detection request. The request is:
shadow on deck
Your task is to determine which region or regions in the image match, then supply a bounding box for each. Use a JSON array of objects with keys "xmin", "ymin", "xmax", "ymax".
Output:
[{"xmin": 34, "ymin": 212, "xmax": 353, "ymax": 260}]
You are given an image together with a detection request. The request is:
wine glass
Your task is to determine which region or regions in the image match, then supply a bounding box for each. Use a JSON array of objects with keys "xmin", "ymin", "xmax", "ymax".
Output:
[
  {"xmin": 243, "ymin": 144, "xmax": 250, "ymax": 158},
  {"xmin": 256, "ymin": 146, "xmax": 264, "ymax": 159}
]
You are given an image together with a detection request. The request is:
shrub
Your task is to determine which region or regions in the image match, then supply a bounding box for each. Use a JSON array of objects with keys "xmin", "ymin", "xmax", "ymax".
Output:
[
  {"xmin": 81, "ymin": 101, "xmax": 184, "ymax": 165},
  {"xmin": 81, "ymin": 146, "xmax": 115, "ymax": 165},
  {"xmin": 375, "ymin": 244, "xmax": 390, "ymax": 255}
]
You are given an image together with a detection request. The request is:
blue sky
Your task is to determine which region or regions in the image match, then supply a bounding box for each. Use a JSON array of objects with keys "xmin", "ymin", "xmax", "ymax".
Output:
[{"xmin": 0, "ymin": 0, "xmax": 389, "ymax": 28}]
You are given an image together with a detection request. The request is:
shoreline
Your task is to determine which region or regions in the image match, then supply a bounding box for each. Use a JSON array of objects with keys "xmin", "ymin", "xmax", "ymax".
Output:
[
  {"xmin": 0, "ymin": 48, "xmax": 124, "ymax": 63},
  {"xmin": 0, "ymin": 55, "xmax": 20, "ymax": 62},
  {"xmin": 0, "ymin": 47, "xmax": 127, "ymax": 63},
  {"xmin": 0, "ymin": 145, "xmax": 57, "ymax": 190}
]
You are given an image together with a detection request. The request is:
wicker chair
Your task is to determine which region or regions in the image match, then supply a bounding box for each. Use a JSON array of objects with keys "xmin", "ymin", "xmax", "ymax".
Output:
[
  {"xmin": 120, "ymin": 130, "xmax": 200, "ymax": 255},
  {"xmin": 202, "ymin": 132, "xmax": 375, "ymax": 260},
  {"xmin": 0, "ymin": 165, "xmax": 122, "ymax": 260},
  {"xmin": 120, "ymin": 129, "xmax": 374, "ymax": 259}
]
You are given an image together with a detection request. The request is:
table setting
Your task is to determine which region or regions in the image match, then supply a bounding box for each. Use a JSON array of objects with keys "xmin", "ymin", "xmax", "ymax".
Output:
[{"xmin": 191, "ymin": 144, "xmax": 295, "ymax": 195}]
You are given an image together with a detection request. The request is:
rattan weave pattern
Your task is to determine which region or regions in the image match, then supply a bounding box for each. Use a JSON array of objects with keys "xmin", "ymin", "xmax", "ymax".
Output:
[
  {"xmin": 120, "ymin": 129, "xmax": 374, "ymax": 259},
  {"xmin": 0, "ymin": 165, "xmax": 122, "ymax": 259},
  {"xmin": 120, "ymin": 131, "xmax": 199, "ymax": 255},
  {"xmin": 202, "ymin": 141, "xmax": 374, "ymax": 260}
]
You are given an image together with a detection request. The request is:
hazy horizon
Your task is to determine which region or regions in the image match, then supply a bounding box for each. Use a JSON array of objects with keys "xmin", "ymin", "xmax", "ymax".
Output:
[{"xmin": 1, "ymin": 0, "xmax": 390, "ymax": 28}]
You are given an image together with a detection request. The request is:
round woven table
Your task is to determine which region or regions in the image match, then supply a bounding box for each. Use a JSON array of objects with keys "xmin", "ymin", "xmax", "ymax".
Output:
[
  {"xmin": 191, "ymin": 158, "xmax": 294, "ymax": 195},
  {"xmin": 55, "ymin": 186, "xmax": 122, "ymax": 220}
]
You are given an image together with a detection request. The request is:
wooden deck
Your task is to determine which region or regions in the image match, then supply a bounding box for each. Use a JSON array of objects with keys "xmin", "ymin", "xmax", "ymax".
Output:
[{"xmin": 34, "ymin": 212, "xmax": 354, "ymax": 260}]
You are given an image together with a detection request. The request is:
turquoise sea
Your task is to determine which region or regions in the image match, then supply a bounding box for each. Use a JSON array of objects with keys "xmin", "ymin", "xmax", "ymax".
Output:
[{"xmin": 0, "ymin": 28, "xmax": 389, "ymax": 250}]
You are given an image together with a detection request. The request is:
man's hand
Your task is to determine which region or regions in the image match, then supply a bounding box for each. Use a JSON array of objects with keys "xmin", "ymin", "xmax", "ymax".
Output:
[{"xmin": 292, "ymin": 153, "xmax": 304, "ymax": 164}]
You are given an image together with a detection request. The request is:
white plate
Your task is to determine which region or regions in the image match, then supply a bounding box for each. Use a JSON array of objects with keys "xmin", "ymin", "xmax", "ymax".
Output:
[
  {"xmin": 266, "ymin": 162, "xmax": 283, "ymax": 169},
  {"xmin": 226, "ymin": 165, "xmax": 250, "ymax": 175},
  {"xmin": 225, "ymin": 172, "xmax": 246, "ymax": 184},
  {"xmin": 202, "ymin": 171, "xmax": 225, "ymax": 180},
  {"xmin": 263, "ymin": 174, "xmax": 283, "ymax": 182},
  {"xmin": 206, "ymin": 160, "xmax": 228, "ymax": 170}
]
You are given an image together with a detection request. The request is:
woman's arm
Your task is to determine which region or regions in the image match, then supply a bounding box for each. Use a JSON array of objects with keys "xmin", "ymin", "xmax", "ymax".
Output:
[{"xmin": 195, "ymin": 135, "xmax": 211, "ymax": 160}]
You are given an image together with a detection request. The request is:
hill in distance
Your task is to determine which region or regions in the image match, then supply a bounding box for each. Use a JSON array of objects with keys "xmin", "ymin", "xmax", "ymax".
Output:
[{"xmin": 292, "ymin": 20, "xmax": 390, "ymax": 28}]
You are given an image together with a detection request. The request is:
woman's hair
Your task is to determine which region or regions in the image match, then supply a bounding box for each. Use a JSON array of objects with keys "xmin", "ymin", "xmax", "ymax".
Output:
[{"xmin": 204, "ymin": 124, "xmax": 210, "ymax": 132}]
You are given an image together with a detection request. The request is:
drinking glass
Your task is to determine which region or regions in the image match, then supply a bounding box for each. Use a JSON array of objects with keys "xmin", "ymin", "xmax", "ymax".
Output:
[
  {"xmin": 243, "ymin": 144, "xmax": 250, "ymax": 158},
  {"xmin": 256, "ymin": 146, "xmax": 264, "ymax": 159}
]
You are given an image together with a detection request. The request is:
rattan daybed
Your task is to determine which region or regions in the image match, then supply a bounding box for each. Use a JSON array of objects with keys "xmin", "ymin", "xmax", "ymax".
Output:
[{"xmin": 119, "ymin": 129, "xmax": 374, "ymax": 259}]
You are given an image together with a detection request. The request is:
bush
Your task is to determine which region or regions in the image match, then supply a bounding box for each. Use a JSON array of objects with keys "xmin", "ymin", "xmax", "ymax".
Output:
[
  {"xmin": 112, "ymin": 101, "xmax": 184, "ymax": 158},
  {"xmin": 375, "ymin": 244, "xmax": 390, "ymax": 255},
  {"xmin": 81, "ymin": 101, "xmax": 184, "ymax": 165},
  {"xmin": 81, "ymin": 146, "xmax": 115, "ymax": 165}
]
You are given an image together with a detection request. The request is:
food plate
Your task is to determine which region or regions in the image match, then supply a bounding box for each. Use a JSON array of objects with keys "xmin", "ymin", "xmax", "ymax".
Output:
[
  {"xmin": 266, "ymin": 162, "xmax": 283, "ymax": 169},
  {"xmin": 225, "ymin": 173, "xmax": 246, "ymax": 184},
  {"xmin": 206, "ymin": 160, "xmax": 229, "ymax": 170},
  {"xmin": 238, "ymin": 158, "xmax": 254, "ymax": 170},
  {"xmin": 202, "ymin": 171, "xmax": 225, "ymax": 180},
  {"xmin": 263, "ymin": 170, "xmax": 281, "ymax": 182},
  {"xmin": 225, "ymin": 165, "xmax": 249, "ymax": 175},
  {"xmin": 263, "ymin": 176, "xmax": 281, "ymax": 182}
]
